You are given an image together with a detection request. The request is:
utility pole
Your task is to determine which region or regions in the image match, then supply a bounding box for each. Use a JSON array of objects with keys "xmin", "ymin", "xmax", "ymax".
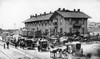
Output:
[
  {"xmin": 1, "ymin": 25, "xmax": 3, "ymax": 29},
  {"xmin": 14, "ymin": 23, "xmax": 16, "ymax": 29}
]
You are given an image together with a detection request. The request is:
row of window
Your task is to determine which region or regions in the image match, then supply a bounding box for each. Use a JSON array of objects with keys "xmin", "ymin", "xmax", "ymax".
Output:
[
  {"xmin": 31, "ymin": 28, "xmax": 57, "ymax": 34},
  {"xmin": 27, "ymin": 22, "xmax": 53, "ymax": 26},
  {"xmin": 26, "ymin": 18, "xmax": 85, "ymax": 27},
  {"xmin": 27, "ymin": 22, "xmax": 59, "ymax": 27},
  {"xmin": 69, "ymin": 19, "xmax": 85, "ymax": 25},
  {"xmin": 69, "ymin": 28, "xmax": 85, "ymax": 33},
  {"xmin": 30, "ymin": 27, "xmax": 85, "ymax": 35}
]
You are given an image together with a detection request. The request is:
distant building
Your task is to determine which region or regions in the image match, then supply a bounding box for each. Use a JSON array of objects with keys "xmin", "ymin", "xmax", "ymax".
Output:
[
  {"xmin": 18, "ymin": 28, "xmax": 34, "ymax": 37},
  {"xmin": 88, "ymin": 22, "xmax": 100, "ymax": 28},
  {"xmin": 23, "ymin": 8, "xmax": 91, "ymax": 36}
]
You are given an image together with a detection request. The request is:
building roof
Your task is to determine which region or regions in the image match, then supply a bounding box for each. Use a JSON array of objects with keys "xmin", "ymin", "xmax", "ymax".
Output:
[
  {"xmin": 23, "ymin": 13, "xmax": 53, "ymax": 23},
  {"xmin": 56, "ymin": 11, "xmax": 91, "ymax": 18},
  {"xmin": 23, "ymin": 9, "xmax": 91, "ymax": 23}
]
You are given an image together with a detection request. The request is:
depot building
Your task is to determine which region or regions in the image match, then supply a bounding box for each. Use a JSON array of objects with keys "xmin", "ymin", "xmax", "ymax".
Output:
[{"xmin": 23, "ymin": 8, "xmax": 91, "ymax": 36}]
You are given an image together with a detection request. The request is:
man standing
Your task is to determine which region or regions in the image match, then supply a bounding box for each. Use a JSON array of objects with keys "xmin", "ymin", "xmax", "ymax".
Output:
[
  {"xmin": 15, "ymin": 42, "xmax": 17, "ymax": 48},
  {"xmin": 4, "ymin": 43, "xmax": 6, "ymax": 49},
  {"xmin": 6, "ymin": 41, "xmax": 9, "ymax": 49}
]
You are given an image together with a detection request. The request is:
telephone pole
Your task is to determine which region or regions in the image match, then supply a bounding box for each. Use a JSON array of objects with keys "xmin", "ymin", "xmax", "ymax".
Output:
[
  {"xmin": 1, "ymin": 25, "xmax": 3, "ymax": 29},
  {"xmin": 14, "ymin": 23, "xmax": 16, "ymax": 29}
]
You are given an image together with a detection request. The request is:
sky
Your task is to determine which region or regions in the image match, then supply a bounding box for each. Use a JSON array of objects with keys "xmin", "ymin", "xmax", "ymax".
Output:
[{"xmin": 0, "ymin": 0, "xmax": 100, "ymax": 29}]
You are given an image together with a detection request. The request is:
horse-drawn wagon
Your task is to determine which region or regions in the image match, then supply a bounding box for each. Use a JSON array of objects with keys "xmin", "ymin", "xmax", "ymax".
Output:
[
  {"xmin": 50, "ymin": 42, "xmax": 86, "ymax": 59},
  {"xmin": 37, "ymin": 40, "xmax": 49, "ymax": 51}
]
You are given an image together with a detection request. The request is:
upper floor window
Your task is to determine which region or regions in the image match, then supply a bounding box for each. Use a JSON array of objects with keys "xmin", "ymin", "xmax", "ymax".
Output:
[
  {"xmin": 38, "ymin": 22, "xmax": 40, "ymax": 26},
  {"xmin": 82, "ymin": 28, "xmax": 84, "ymax": 33},
  {"xmin": 53, "ymin": 22, "xmax": 57, "ymax": 25},
  {"xmin": 37, "ymin": 28, "xmax": 38, "ymax": 30},
  {"xmin": 45, "ymin": 23, "xmax": 47, "ymax": 26},
  {"xmin": 69, "ymin": 28, "xmax": 72, "ymax": 33},
  {"xmin": 69, "ymin": 18, "xmax": 72, "ymax": 25},
  {"xmin": 60, "ymin": 28, "xmax": 63, "ymax": 33},
  {"xmin": 50, "ymin": 21, "xmax": 53, "ymax": 25},
  {"xmin": 60, "ymin": 18, "xmax": 63, "ymax": 25},
  {"xmin": 49, "ymin": 21, "xmax": 51, "ymax": 25},
  {"xmin": 75, "ymin": 19, "xmax": 79, "ymax": 24},
  {"xmin": 45, "ymin": 29, "xmax": 49, "ymax": 35},
  {"xmin": 32, "ymin": 28, "xmax": 35, "ymax": 31},
  {"xmin": 45, "ymin": 29, "xmax": 48, "ymax": 32},
  {"xmin": 82, "ymin": 19, "xmax": 84, "ymax": 24},
  {"xmin": 53, "ymin": 17, "xmax": 58, "ymax": 22},
  {"xmin": 42, "ymin": 23, "xmax": 43, "ymax": 26},
  {"xmin": 33, "ymin": 23, "xmax": 34, "ymax": 26},
  {"xmin": 35, "ymin": 23, "xmax": 36, "ymax": 26}
]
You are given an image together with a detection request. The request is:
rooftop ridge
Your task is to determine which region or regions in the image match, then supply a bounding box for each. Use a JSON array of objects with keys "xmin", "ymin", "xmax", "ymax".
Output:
[
  {"xmin": 57, "ymin": 8, "xmax": 81, "ymax": 12},
  {"xmin": 33, "ymin": 12, "xmax": 53, "ymax": 18},
  {"xmin": 24, "ymin": 8, "xmax": 91, "ymax": 23},
  {"xmin": 30, "ymin": 8, "xmax": 82, "ymax": 18}
]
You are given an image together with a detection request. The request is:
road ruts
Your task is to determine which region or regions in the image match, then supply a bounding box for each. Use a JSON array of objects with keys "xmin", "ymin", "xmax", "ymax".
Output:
[{"xmin": 0, "ymin": 49, "xmax": 12, "ymax": 59}]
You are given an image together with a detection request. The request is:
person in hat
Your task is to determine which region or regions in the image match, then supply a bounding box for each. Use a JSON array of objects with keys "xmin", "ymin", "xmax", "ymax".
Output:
[{"xmin": 6, "ymin": 41, "xmax": 9, "ymax": 49}]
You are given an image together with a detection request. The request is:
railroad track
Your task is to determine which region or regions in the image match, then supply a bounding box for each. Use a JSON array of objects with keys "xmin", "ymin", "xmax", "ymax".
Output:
[
  {"xmin": 0, "ymin": 49, "xmax": 12, "ymax": 59},
  {"xmin": 0, "ymin": 43, "xmax": 31, "ymax": 59},
  {"xmin": 0, "ymin": 41, "xmax": 41, "ymax": 59}
]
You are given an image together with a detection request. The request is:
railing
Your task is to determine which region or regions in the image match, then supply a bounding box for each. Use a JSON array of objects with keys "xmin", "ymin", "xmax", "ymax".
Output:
[{"xmin": 73, "ymin": 23, "xmax": 82, "ymax": 28}]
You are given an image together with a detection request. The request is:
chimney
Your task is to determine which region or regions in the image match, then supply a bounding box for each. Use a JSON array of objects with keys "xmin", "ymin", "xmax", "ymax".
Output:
[
  {"xmin": 30, "ymin": 15, "xmax": 33, "ymax": 18},
  {"xmin": 57, "ymin": 8, "xmax": 61, "ymax": 11},
  {"xmin": 35, "ymin": 14, "xmax": 37, "ymax": 17},
  {"xmin": 40, "ymin": 13, "xmax": 42, "ymax": 16},
  {"xmin": 74, "ymin": 9, "xmax": 76, "ymax": 12},
  {"xmin": 62, "ymin": 8, "xmax": 66, "ymax": 11},
  {"xmin": 50, "ymin": 11, "xmax": 52, "ymax": 13},
  {"xmin": 44, "ymin": 12, "xmax": 46, "ymax": 15},
  {"xmin": 32, "ymin": 15, "xmax": 34, "ymax": 17},
  {"xmin": 77, "ymin": 9, "xmax": 80, "ymax": 12}
]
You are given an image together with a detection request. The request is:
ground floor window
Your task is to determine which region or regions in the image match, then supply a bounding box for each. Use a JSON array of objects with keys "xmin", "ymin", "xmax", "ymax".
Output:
[
  {"xmin": 82, "ymin": 28, "xmax": 84, "ymax": 34},
  {"xmin": 69, "ymin": 28, "xmax": 72, "ymax": 33},
  {"xmin": 60, "ymin": 28, "xmax": 63, "ymax": 33}
]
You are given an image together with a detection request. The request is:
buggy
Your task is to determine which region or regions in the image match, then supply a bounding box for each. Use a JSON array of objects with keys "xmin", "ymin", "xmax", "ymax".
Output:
[
  {"xmin": 50, "ymin": 42, "xmax": 86, "ymax": 59},
  {"xmin": 38, "ymin": 40, "xmax": 49, "ymax": 51}
]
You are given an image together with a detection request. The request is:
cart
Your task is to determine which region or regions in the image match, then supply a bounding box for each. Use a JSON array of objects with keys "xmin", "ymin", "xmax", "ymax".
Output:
[
  {"xmin": 50, "ymin": 42, "xmax": 86, "ymax": 59},
  {"xmin": 39, "ymin": 40, "xmax": 49, "ymax": 51}
]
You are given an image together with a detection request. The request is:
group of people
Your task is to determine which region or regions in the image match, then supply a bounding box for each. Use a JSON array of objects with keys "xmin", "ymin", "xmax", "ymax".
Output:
[
  {"xmin": 4, "ymin": 41, "xmax": 9, "ymax": 49},
  {"xmin": 3, "ymin": 37, "xmax": 59, "ymax": 51},
  {"xmin": 5, "ymin": 37, "xmax": 49, "ymax": 51}
]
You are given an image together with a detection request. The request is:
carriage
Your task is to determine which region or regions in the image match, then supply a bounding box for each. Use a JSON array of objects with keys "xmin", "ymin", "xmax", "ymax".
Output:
[
  {"xmin": 17, "ymin": 38, "xmax": 35, "ymax": 49},
  {"xmin": 38, "ymin": 40, "xmax": 49, "ymax": 51},
  {"xmin": 50, "ymin": 42, "xmax": 86, "ymax": 59}
]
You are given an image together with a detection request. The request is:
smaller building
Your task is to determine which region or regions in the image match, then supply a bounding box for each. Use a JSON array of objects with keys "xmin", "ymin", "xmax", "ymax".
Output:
[{"xmin": 18, "ymin": 28, "xmax": 35, "ymax": 38}]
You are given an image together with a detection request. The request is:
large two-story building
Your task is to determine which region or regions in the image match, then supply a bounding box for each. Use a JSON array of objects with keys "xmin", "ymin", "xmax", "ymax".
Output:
[{"xmin": 23, "ymin": 8, "xmax": 91, "ymax": 37}]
